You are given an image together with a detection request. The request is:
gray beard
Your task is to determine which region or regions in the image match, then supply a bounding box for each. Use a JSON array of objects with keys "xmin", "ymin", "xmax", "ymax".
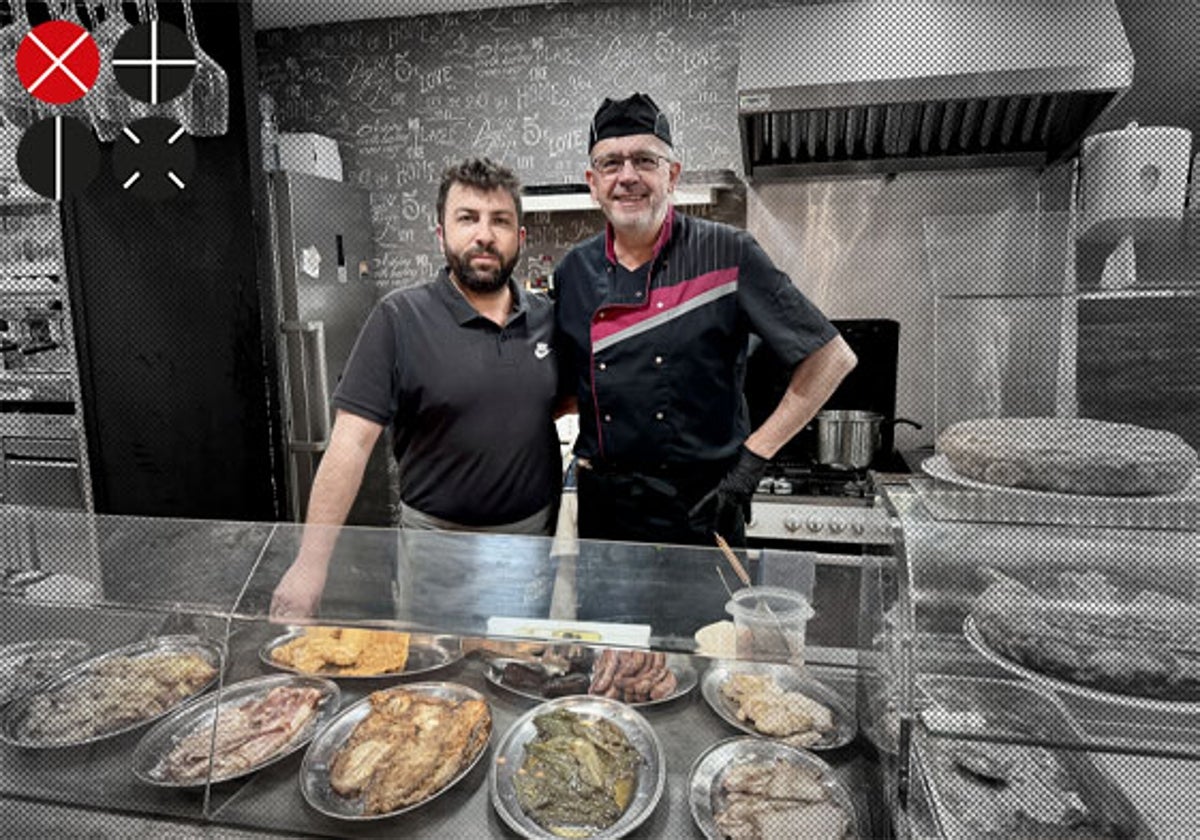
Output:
[{"xmin": 611, "ymin": 198, "xmax": 668, "ymax": 241}]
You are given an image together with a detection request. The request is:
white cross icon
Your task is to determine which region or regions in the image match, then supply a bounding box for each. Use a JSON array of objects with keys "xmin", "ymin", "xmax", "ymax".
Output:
[
  {"xmin": 27, "ymin": 30, "xmax": 92, "ymax": 95},
  {"xmin": 111, "ymin": 22, "xmax": 198, "ymax": 104}
]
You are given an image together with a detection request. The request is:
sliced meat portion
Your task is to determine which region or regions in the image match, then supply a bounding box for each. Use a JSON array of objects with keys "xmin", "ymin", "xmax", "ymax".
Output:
[
  {"xmin": 160, "ymin": 685, "xmax": 323, "ymax": 782},
  {"xmin": 717, "ymin": 760, "xmax": 849, "ymax": 840}
]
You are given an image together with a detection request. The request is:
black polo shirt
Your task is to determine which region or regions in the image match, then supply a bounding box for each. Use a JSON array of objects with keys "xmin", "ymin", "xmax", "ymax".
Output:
[
  {"xmin": 333, "ymin": 270, "xmax": 561, "ymax": 526},
  {"xmin": 555, "ymin": 208, "xmax": 838, "ymax": 465}
]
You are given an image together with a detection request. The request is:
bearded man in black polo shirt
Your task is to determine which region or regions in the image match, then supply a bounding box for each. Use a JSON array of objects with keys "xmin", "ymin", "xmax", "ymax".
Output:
[
  {"xmin": 271, "ymin": 158, "xmax": 562, "ymax": 618},
  {"xmin": 556, "ymin": 94, "xmax": 858, "ymax": 548}
]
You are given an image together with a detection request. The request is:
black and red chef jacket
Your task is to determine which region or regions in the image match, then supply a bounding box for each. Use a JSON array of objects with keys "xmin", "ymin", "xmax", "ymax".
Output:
[{"xmin": 555, "ymin": 207, "xmax": 839, "ymax": 468}]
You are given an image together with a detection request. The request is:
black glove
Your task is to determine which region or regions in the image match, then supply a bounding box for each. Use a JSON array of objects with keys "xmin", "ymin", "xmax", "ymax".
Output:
[{"xmin": 689, "ymin": 446, "xmax": 770, "ymax": 533}]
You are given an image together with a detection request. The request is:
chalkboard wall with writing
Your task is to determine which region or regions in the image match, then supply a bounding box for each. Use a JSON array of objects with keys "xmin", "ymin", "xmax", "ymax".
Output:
[{"xmin": 256, "ymin": 1, "xmax": 750, "ymax": 290}]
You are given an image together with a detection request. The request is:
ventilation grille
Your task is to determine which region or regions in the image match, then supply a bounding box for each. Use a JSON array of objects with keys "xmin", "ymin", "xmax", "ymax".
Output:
[{"xmin": 741, "ymin": 92, "xmax": 1119, "ymax": 179}]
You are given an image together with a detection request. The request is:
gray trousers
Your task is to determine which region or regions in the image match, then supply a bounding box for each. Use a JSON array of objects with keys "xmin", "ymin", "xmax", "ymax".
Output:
[
  {"xmin": 394, "ymin": 502, "xmax": 559, "ymax": 631},
  {"xmin": 398, "ymin": 502, "xmax": 555, "ymax": 536}
]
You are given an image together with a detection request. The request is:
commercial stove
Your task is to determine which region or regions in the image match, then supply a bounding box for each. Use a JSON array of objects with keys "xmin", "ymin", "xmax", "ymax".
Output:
[
  {"xmin": 746, "ymin": 461, "xmax": 894, "ymax": 547},
  {"xmin": 743, "ymin": 318, "xmax": 907, "ymax": 550}
]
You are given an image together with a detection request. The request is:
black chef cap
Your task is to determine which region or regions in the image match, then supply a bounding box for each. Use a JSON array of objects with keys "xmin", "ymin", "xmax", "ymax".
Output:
[{"xmin": 588, "ymin": 93, "xmax": 672, "ymax": 152}]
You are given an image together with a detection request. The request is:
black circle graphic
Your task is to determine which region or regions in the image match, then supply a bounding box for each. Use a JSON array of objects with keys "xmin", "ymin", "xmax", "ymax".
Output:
[
  {"xmin": 112, "ymin": 22, "xmax": 196, "ymax": 104},
  {"xmin": 16, "ymin": 116, "xmax": 101, "ymax": 200},
  {"xmin": 112, "ymin": 117, "xmax": 196, "ymax": 201}
]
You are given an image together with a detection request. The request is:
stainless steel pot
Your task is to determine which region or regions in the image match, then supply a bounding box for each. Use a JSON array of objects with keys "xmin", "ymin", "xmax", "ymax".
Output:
[{"xmin": 816, "ymin": 410, "xmax": 922, "ymax": 470}]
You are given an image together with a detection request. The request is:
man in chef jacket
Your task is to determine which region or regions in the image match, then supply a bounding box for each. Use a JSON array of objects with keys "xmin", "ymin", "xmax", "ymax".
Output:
[
  {"xmin": 555, "ymin": 93, "xmax": 857, "ymax": 548},
  {"xmin": 551, "ymin": 94, "xmax": 856, "ymax": 634}
]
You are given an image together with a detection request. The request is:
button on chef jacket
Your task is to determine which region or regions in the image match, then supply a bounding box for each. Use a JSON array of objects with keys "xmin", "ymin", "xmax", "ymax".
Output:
[{"xmin": 555, "ymin": 207, "xmax": 839, "ymax": 466}]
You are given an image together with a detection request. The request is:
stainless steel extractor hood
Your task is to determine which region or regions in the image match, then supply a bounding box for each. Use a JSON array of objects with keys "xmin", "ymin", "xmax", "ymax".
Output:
[{"xmin": 738, "ymin": 0, "xmax": 1133, "ymax": 179}]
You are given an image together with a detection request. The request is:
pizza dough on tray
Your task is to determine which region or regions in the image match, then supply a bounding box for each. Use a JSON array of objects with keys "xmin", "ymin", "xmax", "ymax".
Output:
[
  {"xmin": 971, "ymin": 570, "xmax": 1200, "ymax": 702},
  {"xmin": 937, "ymin": 417, "xmax": 1198, "ymax": 496}
]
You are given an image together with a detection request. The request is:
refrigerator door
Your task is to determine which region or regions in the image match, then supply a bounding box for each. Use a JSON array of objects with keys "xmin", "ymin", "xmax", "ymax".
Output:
[{"xmin": 269, "ymin": 171, "xmax": 393, "ymax": 526}]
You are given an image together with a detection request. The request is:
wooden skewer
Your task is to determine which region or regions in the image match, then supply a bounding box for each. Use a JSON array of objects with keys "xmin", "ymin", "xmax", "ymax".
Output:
[{"xmin": 713, "ymin": 533, "xmax": 751, "ymax": 587}]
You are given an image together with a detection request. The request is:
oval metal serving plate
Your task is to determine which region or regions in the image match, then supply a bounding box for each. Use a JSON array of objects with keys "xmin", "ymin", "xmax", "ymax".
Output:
[
  {"xmin": 260, "ymin": 629, "xmax": 463, "ymax": 679},
  {"xmin": 689, "ymin": 737, "xmax": 858, "ymax": 840},
  {"xmin": 700, "ymin": 661, "xmax": 855, "ymax": 750},
  {"xmin": 963, "ymin": 616, "xmax": 1200, "ymax": 714},
  {"xmin": 299, "ymin": 681, "xmax": 491, "ymax": 821},
  {"xmin": 483, "ymin": 652, "xmax": 698, "ymax": 708},
  {"xmin": 920, "ymin": 454, "xmax": 1200, "ymax": 531},
  {"xmin": 0, "ymin": 639, "xmax": 90, "ymax": 707},
  {"xmin": 489, "ymin": 694, "xmax": 666, "ymax": 840},
  {"xmin": 0, "ymin": 635, "xmax": 225, "ymax": 749},
  {"xmin": 132, "ymin": 673, "xmax": 341, "ymax": 787}
]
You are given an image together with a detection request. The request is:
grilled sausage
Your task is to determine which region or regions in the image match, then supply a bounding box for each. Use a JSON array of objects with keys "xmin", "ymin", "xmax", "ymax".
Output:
[
  {"xmin": 649, "ymin": 668, "xmax": 678, "ymax": 701},
  {"xmin": 631, "ymin": 654, "xmax": 669, "ymax": 700},
  {"xmin": 612, "ymin": 655, "xmax": 652, "ymax": 700},
  {"xmin": 590, "ymin": 649, "xmax": 618, "ymax": 694},
  {"xmin": 619, "ymin": 651, "xmax": 647, "ymax": 678}
]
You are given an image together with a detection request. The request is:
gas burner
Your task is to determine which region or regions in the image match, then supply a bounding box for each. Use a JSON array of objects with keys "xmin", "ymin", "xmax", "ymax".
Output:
[{"xmin": 757, "ymin": 460, "xmax": 873, "ymax": 500}]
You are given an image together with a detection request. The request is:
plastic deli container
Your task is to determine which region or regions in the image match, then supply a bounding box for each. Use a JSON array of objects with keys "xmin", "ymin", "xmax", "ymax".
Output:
[{"xmin": 725, "ymin": 586, "xmax": 814, "ymax": 664}]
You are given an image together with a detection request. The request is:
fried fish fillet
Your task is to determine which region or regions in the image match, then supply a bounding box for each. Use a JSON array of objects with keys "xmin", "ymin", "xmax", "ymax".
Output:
[{"xmin": 270, "ymin": 627, "xmax": 410, "ymax": 676}]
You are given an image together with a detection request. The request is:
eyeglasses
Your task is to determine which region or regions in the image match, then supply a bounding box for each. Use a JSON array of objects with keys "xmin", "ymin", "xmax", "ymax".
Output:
[{"xmin": 591, "ymin": 152, "xmax": 671, "ymax": 177}]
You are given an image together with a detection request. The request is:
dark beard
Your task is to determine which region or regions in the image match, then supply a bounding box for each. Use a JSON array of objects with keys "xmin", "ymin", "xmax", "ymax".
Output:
[{"xmin": 446, "ymin": 245, "xmax": 518, "ymax": 293}]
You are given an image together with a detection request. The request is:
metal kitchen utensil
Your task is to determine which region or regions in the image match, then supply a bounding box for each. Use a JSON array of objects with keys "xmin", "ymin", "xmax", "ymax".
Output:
[
  {"xmin": 816, "ymin": 410, "xmax": 922, "ymax": 470},
  {"xmin": 45, "ymin": 1, "xmax": 93, "ymax": 121},
  {"xmin": 0, "ymin": 6, "xmax": 14, "ymax": 111},
  {"xmin": 0, "ymin": 0, "xmax": 45, "ymax": 129},
  {"xmin": 714, "ymin": 564, "xmax": 735, "ymax": 600},
  {"xmin": 181, "ymin": 0, "xmax": 228, "ymax": 136},
  {"xmin": 135, "ymin": 0, "xmax": 187, "ymax": 122},
  {"xmin": 89, "ymin": 0, "xmax": 138, "ymax": 141}
]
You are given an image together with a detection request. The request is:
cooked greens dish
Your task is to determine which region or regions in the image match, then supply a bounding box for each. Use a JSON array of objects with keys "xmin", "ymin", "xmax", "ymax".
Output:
[{"xmin": 514, "ymin": 708, "xmax": 643, "ymax": 836}]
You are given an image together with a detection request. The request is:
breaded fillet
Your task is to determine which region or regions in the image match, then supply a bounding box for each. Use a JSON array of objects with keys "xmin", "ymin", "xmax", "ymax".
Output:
[{"xmin": 270, "ymin": 627, "xmax": 410, "ymax": 675}]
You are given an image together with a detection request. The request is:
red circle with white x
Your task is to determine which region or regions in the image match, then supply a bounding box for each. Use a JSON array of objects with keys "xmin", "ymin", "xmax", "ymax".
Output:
[{"xmin": 15, "ymin": 21, "xmax": 101, "ymax": 105}]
